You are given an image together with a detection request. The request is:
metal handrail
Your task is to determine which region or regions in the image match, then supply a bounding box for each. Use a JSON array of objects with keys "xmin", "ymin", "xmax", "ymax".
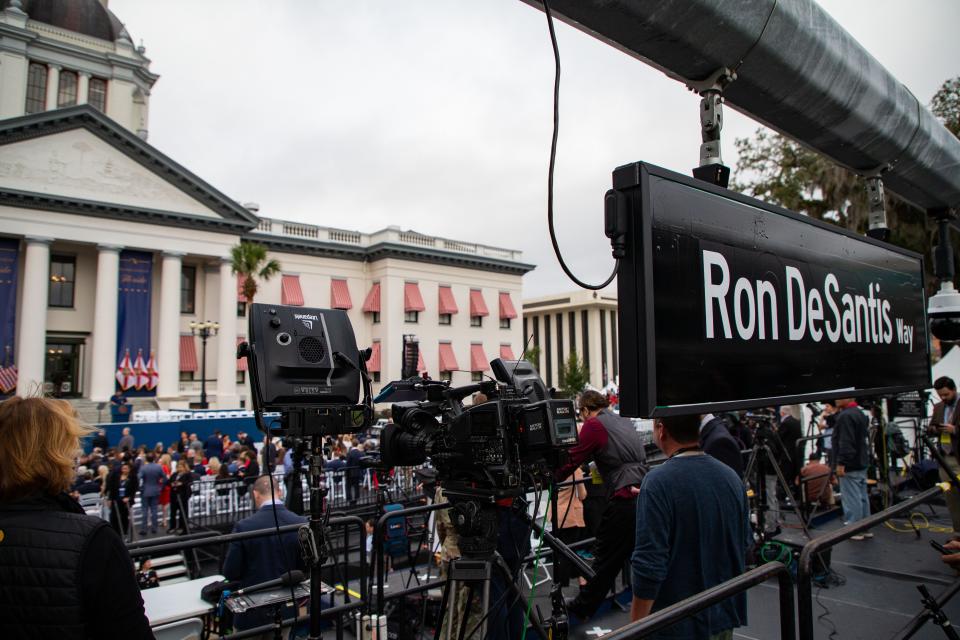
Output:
[
  {"xmin": 601, "ymin": 561, "xmax": 795, "ymax": 640},
  {"xmin": 797, "ymin": 484, "xmax": 950, "ymax": 640},
  {"xmin": 128, "ymin": 515, "xmax": 367, "ymax": 602},
  {"xmin": 372, "ymin": 501, "xmax": 447, "ymax": 615}
]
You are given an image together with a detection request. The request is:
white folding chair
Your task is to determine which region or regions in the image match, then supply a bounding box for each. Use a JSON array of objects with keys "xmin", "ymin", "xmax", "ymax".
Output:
[{"xmin": 151, "ymin": 616, "xmax": 204, "ymax": 640}]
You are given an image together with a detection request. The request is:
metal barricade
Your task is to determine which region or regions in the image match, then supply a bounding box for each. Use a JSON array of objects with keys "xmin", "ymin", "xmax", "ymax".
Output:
[
  {"xmin": 602, "ymin": 561, "xmax": 795, "ymax": 640},
  {"xmin": 797, "ymin": 484, "xmax": 949, "ymax": 640}
]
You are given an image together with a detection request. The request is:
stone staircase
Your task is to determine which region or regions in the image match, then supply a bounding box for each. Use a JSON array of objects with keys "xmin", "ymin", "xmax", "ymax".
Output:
[{"xmin": 69, "ymin": 397, "xmax": 159, "ymax": 425}]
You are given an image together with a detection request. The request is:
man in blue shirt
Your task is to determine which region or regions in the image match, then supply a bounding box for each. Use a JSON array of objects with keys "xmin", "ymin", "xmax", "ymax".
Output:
[
  {"xmin": 631, "ymin": 413, "xmax": 750, "ymax": 639},
  {"xmin": 137, "ymin": 452, "xmax": 166, "ymax": 536}
]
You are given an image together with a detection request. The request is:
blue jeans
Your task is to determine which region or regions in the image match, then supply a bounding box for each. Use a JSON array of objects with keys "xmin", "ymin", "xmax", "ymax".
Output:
[
  {"xmin": 838, "ymin": 469, "xmax": 869, "ymax": 524},
  {"xmin": 140, "ymin": 494, "xmax": 159, "ymax": 532}
]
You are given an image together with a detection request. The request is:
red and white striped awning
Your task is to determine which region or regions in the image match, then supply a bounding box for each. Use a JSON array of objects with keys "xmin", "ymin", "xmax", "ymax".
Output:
[
  {"xmin": 498, "ymin": 292, "xmax": 517, "ymax": 319},
  {"xmin": 236, "ymin": 337, "xmax": 248, "ymax": 371},
  {"xmin": 470, "ymin": 343, "xmax": 489, "ymax": 371},
  {"xmin": 404, "ymin": 282, "xmax": 425, "ymax": 312},
  {"xmin": 469, "ymin": 289, "xmax": 488, "ymax": 317},
  {"xmin": 281, "ymin": 274, "xmax": 304, "ymax": 306},
  {"xmin": 330, "ymin": 279, "xmax": 352, "ymax": 310},
  {"xmin": 362, "ymin": 282, "xmax": 381, "ymax": 313},
  {"xmin": 438, "ymin": 286, "xmax": 458, "ymax": 315},
  {"xmin": 179, "ymin": 335, "xmax": 198, "ymax": 372},
  {"xmin": 367, "ymin": 341, "xmax": 381, "ymax": 373},
  {"xmin": 236, "ymin": 274, "xmax": 246, "ymax": 303},
  {"xmin": 417, "ymin": 350, "xmax": 426, "ymax": 373},
  {"xmin": 438, "ymin": 342, "xmax": 459, "ymax": 372},
  {"xmin": 500, "ymin": 344, "xmax": 515, "ymax": 360}
]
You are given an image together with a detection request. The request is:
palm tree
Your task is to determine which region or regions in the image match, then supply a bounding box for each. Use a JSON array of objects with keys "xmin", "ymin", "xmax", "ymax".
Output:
[{"xmin": 231, "ymin": 241, "xmax": 280, "ymax": 303}]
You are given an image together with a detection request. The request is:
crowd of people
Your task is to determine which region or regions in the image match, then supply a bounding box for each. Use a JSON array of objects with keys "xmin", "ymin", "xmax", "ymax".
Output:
[
  {"xmin": 69, "ymin": 426, "xmax": 382, "ymax": 539},
  {"xmin": 0, "ymin": 381, "xmax": 954, "ymax": 639}
]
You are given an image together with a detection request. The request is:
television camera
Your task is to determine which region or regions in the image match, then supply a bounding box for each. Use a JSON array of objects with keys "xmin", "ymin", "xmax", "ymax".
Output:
[
  {"xmin": 238, "ymin": 303, "xmax": 374, "ymax": 640},
  {"xmin": 373, "ymin": 358, "xmax": 578, "ymax": 557}
]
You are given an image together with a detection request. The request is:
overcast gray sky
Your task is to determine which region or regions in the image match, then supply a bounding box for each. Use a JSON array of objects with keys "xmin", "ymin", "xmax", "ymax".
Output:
[{"xmin": 109, "ymin": 0, "xmax": 960, "ymax": 298}]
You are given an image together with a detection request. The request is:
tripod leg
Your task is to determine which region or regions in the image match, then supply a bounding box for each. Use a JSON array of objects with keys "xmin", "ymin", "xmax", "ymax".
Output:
[
  {"xmin": 456, "ymin": 582, "xmax": 478, "ymax": 640},
  {"xmin": 434, "ymin": 574, "xmax": 453, "ymax": 640},
  {"xmin": 765, "ymin": 445, "xmax": 813, "ymax": 539}
]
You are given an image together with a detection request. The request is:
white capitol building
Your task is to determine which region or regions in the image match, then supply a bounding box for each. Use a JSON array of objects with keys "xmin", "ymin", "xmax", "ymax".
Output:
[{"xmin": 0, "ymin": 0, "xmax": 532, "ymax": 416}]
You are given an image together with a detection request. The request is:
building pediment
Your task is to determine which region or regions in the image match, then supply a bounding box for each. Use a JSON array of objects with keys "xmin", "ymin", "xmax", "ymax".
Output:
[{"xmin": 0, "ymin": 105, "xmax": 257, "ymax": 233}]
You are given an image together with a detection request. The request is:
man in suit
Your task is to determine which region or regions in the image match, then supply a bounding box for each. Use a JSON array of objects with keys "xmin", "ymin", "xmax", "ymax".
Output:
[
  {"xmin": 929, "ymin": 376, "xmax": 960, "ymax": 531},
  {"xmin": 699, "ymin": 414, "xmax": 744, "ymax": 479},
  {"xmin": 223, "ymin": 475, "xmax": 307, "ymax": 634},
  {"xmin": 117, "ymin": 427, "xmax": 134, "ymax": 452},
  {"xmin": 204, "ymin": 430, "xmax": 222, "ymax": 462},
  {"xmin": 137, "ymin": 452, "xmax": 166, "ymax": 536}
]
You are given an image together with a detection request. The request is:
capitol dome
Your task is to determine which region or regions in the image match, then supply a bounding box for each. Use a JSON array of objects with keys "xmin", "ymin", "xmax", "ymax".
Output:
[{"xmin": 2, "ymin": 0, "xmax": 128, "ymax": 42}]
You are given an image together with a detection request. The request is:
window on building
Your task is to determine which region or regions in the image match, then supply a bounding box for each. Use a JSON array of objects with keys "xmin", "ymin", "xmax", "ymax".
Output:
[
  {"xmin": 372, "ymin": 311, "xmax": 381, "ymax": 324},
  {"xmin": 48, "ymin": 255, "xmax": 76, "ymax": 308},
  {"xmin": 440, "ymin": 371, "xmax": 452, "ymax": 382},
  {"xmin": 236, "ymin": 371, "xmax": 245, "ymax": 384},
  {"xmin": 179, "ymin": 371, "xmax": 194, "ymax": 382},
  {"xmin": 25, "ymin": 62, "xmax": 47, "ymax": 113},
  {"xmin": 405, "ymin": 310, "xmax": 419, "ymax": 323},
  {"xmin": 237, "ymin": 301, "xmax": 246, "ymax": 317},
  {"xmin": 471, "ymin": 371, "xmax": 483, "ymax": 382},
  {"xmin": 58, "ymin": 71, "xmax": 78, "ymax": 107},
  {"xmin": 471, "ymin": 316, "xmax": 482, "ymax": 328},
  {"xmin": 181, "ymin": 265, "xmax": 196, "ymax": 314},
  {"xmin": 439, "ymin": 313, "xmax": 452, "ymax": 326},
  {"xmin": 500, "ymin": 318, "xmax": 510, "ymax": 329},
  {"xmin": 88, "ymin": 77, "xmax": 107, "ymax": 112},
  {"xmin": 373, "ymin": 371, "xmax": 381, "ymax": 382}
]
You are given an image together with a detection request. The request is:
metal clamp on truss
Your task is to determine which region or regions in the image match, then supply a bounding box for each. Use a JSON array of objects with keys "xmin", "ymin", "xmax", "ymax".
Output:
[
  {"xmin": 689, "ymin": 67, "xmax": 737, "ymax": 188},
  {"xmin": 865, "ymin": 176, "xmax": 890, "ymax": 241}
]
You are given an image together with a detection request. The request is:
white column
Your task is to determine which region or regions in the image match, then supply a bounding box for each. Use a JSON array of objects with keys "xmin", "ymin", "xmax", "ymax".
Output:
[
  {"xmin": 77, "ymin": 72, "xmax": 90, "ymax": 105},
  {"xmin": 45, "ymin": 65, "xmax": 60, "ymax": 111},
  {"xmin": 15, "ymin": 237, "xmax": 52, "ymax": 396},
  {"xmin": 156, "ymin": 251, "xmax": 183, "ymax": 399},
  {"xmin": 216, "ymin": 258, "xmax": 238, "ymax": 408},
  {"xmin": 88, "ymin": 244, "xmax": 122, "ymax": 402}
]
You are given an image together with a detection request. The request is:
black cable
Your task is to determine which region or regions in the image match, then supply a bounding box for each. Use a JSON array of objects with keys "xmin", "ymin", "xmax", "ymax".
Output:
[
  {"xmin": 263, "ymin": 432, "xmax": 300, "ymax": 634},
  {"xmin": 541, "ymin": 0, "xmax": 619, "ymax": 291}
]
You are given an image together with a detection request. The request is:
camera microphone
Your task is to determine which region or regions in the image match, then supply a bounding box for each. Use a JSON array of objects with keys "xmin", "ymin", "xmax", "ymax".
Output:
[{"xmin": 233, "ymin": 570, "xmax": 305, "ymax": 596}]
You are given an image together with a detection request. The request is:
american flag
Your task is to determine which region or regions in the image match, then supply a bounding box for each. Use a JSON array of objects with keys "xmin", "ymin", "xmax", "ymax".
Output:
[{"xmin": 0, "ymin": 365, "xmax": 17, "ymax": 394}]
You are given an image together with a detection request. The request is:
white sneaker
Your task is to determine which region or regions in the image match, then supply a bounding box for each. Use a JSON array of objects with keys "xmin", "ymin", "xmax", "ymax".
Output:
[
  {"xmin": 863, "ymin": 532, "xmax": 874, "ymax": 539},
  {"xmin": 850, "ymin": 534, "xmax": 866, "ymax": 541}
]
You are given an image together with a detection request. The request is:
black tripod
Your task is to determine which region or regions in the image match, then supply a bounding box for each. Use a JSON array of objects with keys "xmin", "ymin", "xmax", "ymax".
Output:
[
  {"xmin": 432, "ymin": 495, "xmax": 553, "ymax": 640},
  {"xmin": 743, "ymin": 424, "xmax": 811, "ymax": 542}
]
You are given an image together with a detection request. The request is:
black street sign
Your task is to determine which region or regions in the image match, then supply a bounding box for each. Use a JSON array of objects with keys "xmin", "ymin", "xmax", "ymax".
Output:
[
  {"xmin": 615, "ymin": 162, "xmax": 931, "ymax": 418},
  {"xmin": 888, "ymin": 390, "xmax": 928, "ymax": 418}
]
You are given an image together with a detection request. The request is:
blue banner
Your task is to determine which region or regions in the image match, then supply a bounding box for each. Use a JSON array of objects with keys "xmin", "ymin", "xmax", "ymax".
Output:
[
  {"xmin": 0, "ymin": 238, "xmax": 19, "ymax": 396},
  {"xmin": 116, "ymin": 250, "xmax": 154, "ymax": 396}
]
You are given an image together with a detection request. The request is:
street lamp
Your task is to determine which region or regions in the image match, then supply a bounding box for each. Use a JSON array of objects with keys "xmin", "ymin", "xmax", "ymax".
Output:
[{"xmin": 189, "ymin": 320, "xmax": 219, "ymax": 409}]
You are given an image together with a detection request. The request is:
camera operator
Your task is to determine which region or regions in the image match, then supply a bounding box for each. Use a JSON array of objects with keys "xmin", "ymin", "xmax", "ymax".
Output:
[
  {"xmin": 555, "ymin": 390, "xmax": 648, "ymax": 620},
  {"xmin": 929, "ymin": 376, "xmax": 960, "ymax": 531}
]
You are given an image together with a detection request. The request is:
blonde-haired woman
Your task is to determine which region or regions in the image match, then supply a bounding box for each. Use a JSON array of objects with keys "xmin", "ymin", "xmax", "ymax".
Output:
[
  {"xmin": 0, "ymin": 396, "xmax": 152, "ymax": 637},
  {"xmin": 159, "ymin": 452, "xmax": 173, "ymax": 529}
]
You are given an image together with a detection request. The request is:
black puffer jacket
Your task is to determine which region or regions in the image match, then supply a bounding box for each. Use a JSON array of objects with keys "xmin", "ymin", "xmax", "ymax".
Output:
[{"xmin": 0, "ymin": 493, "xmax": 153, "ymax": 639}]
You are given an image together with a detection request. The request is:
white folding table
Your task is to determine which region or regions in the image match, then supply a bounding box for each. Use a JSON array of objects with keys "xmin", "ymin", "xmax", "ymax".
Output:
[{"xmin": 142, "ymin": 574, "xmax": 225, "ymax": 628}]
